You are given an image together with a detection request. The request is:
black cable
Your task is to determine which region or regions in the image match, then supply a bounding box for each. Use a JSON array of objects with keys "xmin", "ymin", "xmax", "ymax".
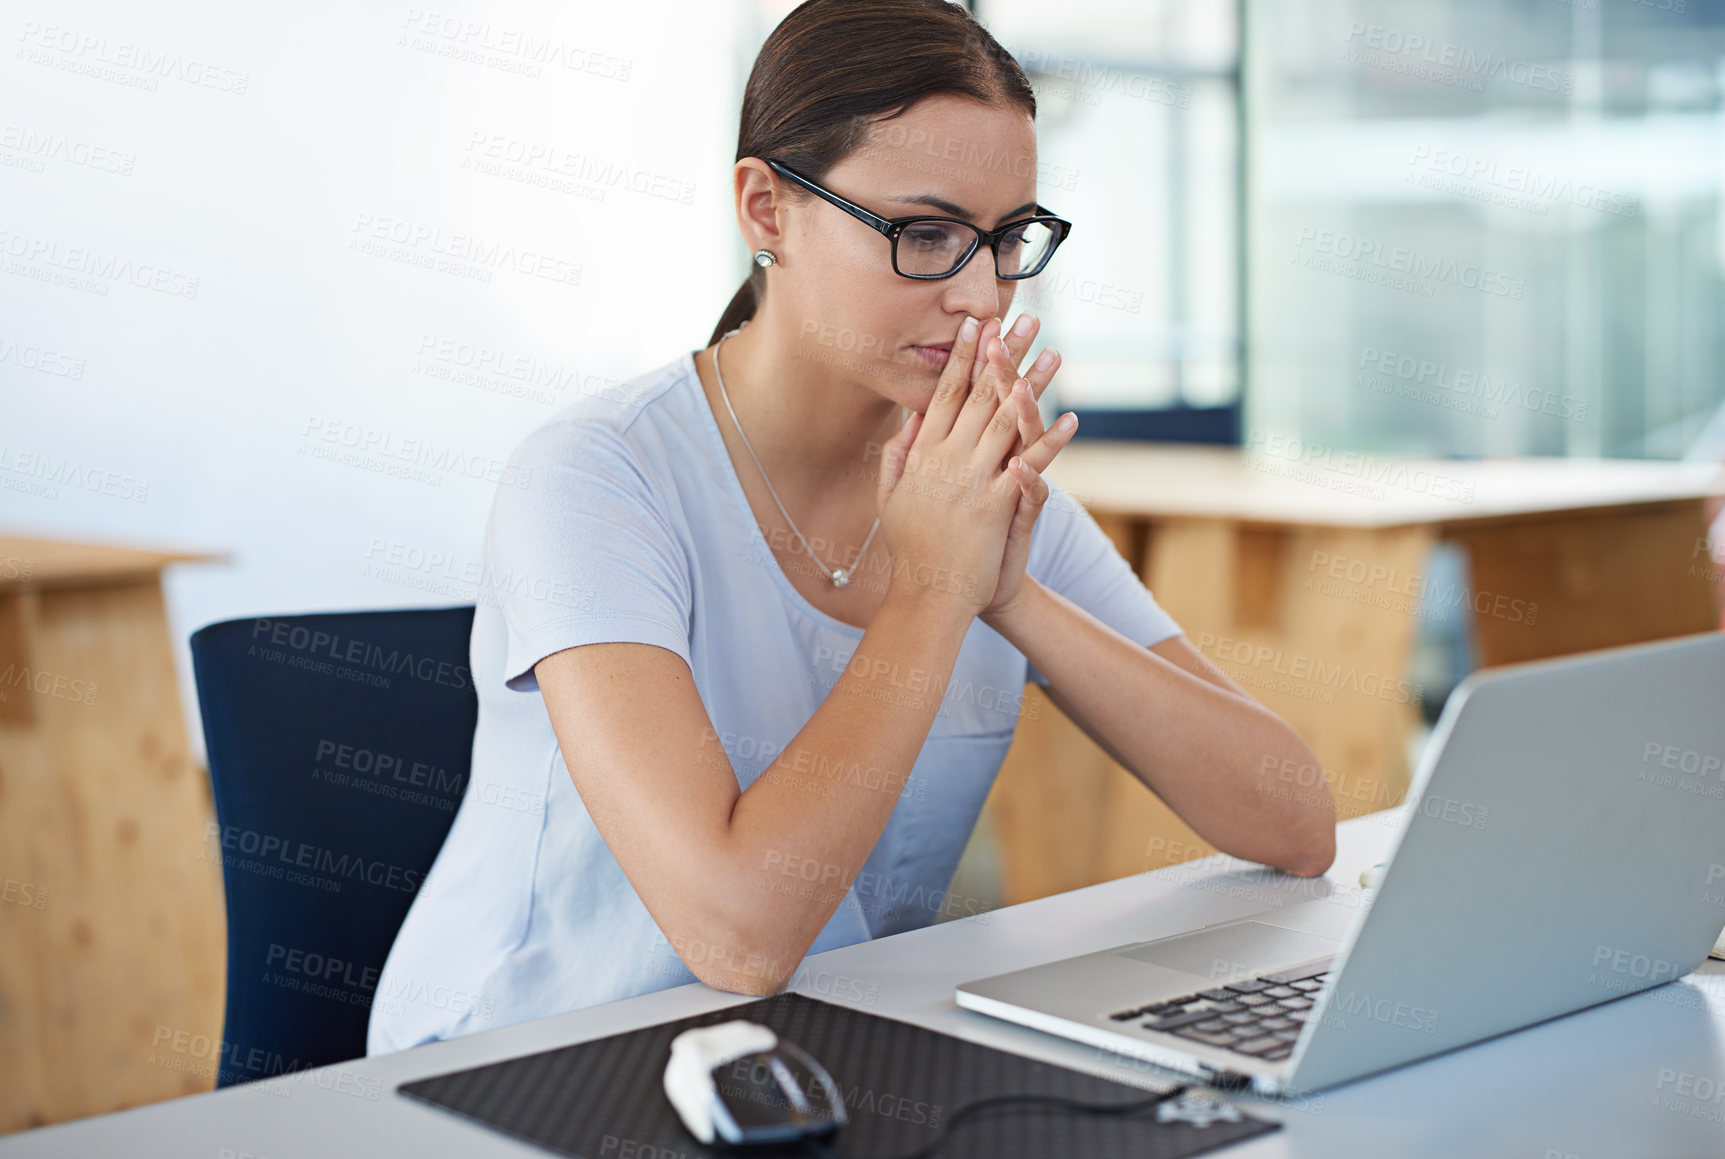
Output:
[{"xmin": 803, "ymin": 1081, "xmax": 1203, "ymax": 1159}]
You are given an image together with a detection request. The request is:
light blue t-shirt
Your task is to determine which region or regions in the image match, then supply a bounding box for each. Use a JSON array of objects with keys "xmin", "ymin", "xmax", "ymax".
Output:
[{"xmin": 366, "ymin": 348, "xmax": 1183, "ymax": 1054}]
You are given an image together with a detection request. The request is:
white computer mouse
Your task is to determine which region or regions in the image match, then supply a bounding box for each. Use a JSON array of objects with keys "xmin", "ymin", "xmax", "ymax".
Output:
[{"xmin": 663, "ymin": 1019, "xmax": 847, "ymax": 1147}]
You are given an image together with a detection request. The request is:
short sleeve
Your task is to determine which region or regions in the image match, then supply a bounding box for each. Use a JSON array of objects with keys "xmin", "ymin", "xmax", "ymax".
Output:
[
  {"xmin": 484, "ymin": 420, "xmax": 693, "ymax": 693},
  {"xmin": 1023, "ymin": 477, "xmax": 1183, "ymax": 687}
]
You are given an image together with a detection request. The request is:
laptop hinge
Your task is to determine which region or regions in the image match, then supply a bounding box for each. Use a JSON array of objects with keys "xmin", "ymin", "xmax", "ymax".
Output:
[{"xmin": 1199, "ymin": 1063, "xmax": 1254, "ymax": 1092}]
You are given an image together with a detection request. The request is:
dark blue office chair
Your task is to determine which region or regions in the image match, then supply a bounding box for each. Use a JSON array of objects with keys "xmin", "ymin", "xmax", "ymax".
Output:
[{"xmin": 190, "ymin": 607, "xmax": 477, "ymax": 1086}]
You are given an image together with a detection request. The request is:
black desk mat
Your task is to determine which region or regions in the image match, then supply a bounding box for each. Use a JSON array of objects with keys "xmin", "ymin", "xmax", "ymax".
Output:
[{"xmin": 397, "ymin": 992, "xmax": 1279, "ymax": 1158}]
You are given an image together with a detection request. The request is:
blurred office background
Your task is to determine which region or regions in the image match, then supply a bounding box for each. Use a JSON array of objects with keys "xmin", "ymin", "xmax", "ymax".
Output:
[
  {"xmin": 3, "ymin": 0, "xmax": 1724, "ymax": 1129},
  {"xmin": 5, "ymin": 0, "xmax": 1723, "ymax": 769}
]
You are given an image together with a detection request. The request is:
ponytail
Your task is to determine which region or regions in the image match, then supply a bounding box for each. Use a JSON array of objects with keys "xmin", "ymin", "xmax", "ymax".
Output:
[{"xmin": 707, "ymin": 269, "xmax": 761, "ymax": 347}]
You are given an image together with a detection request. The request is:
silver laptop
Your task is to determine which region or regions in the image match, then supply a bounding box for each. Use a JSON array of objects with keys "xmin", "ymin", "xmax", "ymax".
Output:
[{"xmin": 956, "ymin": 631, "xmax": 1725, "ymax": 1097}]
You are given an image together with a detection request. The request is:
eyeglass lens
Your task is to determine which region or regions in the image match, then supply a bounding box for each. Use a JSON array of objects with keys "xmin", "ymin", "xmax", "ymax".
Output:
[{"xmin": 897, "ymin": 219, "xmax": 1059, "ymax": 278}]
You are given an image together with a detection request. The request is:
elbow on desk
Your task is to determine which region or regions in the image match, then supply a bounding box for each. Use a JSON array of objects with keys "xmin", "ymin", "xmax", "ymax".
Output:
[
  {"xmin": 690, "ymin": 941, "xmax": 797, "ymax": 997},
  {"xmin": 1281, "ymin": 835, "xmax": 1337, "ymax": 879},
  {"xmin": 1275, "ymin": 816, "xmax": 1338, "ymax": 879},
  {"xmin": 700, "ymin": 966, "xmax": 793, "ymax": 999},
  {"xmin": 676, "ymin": 910, "xmax": 803, "ymax": 998}
]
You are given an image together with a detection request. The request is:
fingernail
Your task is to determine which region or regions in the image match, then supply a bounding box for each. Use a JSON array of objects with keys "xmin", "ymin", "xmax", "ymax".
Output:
[
  {"xmin": 1013, "ymin": 378, "xmax": 1027, "ymax": 395},
  {"xmin": 1013, "ymin": 312, "xmax": 1037, "ymax": 336},
  {"xmin": 1058, "ymin": 413, "xmax": 1076, "ymax": 431},
  {"xmin": 961, "ymin": 317, "xmax": 979, "ymax": 339},
  {"xmin": 1034, "ymin": 349, "xmax": 1055, "ymax": 371},
  {"xmin": 1010, "ymin": 456, "xmax": 1022, "ymax": 471}
]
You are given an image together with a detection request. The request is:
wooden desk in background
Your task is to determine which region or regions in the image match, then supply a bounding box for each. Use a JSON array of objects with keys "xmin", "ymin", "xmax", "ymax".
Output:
[
  {"xmin": 0, "ymin": 536, "xmax": 226, "ymax": 1131},
  {"xmin": 979, "ymin": 444, "xmax": 1725, "ymax": 905}
]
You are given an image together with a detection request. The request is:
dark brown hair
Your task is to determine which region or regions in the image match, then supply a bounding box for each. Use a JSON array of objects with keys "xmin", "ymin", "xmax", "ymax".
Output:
[{"xmin": 707, "ymin": 0, "xmax": 1037, "ymax": 347}]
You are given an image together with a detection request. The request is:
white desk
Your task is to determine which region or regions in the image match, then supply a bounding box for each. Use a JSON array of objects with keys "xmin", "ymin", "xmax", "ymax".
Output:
[{"xmin": 3, "ymin": 812, "xmax": 1722, "ymax": 1158}]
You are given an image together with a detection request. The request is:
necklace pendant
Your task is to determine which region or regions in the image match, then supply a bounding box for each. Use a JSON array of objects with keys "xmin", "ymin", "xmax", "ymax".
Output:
[{"xmin": 831, "ymin": 568, "xmax": 849, "ymax": 587}]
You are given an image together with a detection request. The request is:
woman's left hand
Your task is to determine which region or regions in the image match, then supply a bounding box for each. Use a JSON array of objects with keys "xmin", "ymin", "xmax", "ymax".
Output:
[{"xmin": 969, "ymin": 313, "xmax": 1073, "ymax": 625}]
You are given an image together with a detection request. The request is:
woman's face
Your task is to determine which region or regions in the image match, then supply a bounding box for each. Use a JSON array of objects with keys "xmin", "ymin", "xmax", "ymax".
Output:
[{"xmin": 759, "ymin": 93, "xmax": 1041, "ymax": 415}]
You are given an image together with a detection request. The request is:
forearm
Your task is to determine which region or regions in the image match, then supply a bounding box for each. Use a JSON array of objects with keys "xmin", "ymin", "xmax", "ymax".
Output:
[
  {"xmin": 716, "ymin": 581, "xmax": 973, "ymax": 991},
  {"xmin": 988, "ymin": 579, "xmax": 1335, "ymax": 876}
]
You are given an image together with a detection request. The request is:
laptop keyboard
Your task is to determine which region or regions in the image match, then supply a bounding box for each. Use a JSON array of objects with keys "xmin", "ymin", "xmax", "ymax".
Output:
[{"xmin": 1106, "ymin": 957, "xmax": 1333, "ymax": 1063}]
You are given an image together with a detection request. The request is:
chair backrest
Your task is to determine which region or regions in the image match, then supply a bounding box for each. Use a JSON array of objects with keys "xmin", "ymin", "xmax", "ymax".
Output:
[{"xmin": 189, "ymin": 606, "xmax": 477, "ymax": 1086}]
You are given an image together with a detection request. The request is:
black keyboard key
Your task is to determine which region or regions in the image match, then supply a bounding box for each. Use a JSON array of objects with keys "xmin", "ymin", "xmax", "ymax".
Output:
[
  {"xmin": 1263, "ymin": 986, "xmax": 1300, "ymax": 999},
  {"xmin": 1230, "ymin": 1035, "xmax": 1285, "ymax": 1056},
  {"xmin": 1261, "ymin": 1045, "xmax": 1294, "ymax": 1060},
  {"xmin": 1224, "ymin": 979, "xmax": 1272, "ymax": 994},
  {"xmin": 1263, "ymin": 959, "xmax": 1334, "ymax": 985},
  {"xmin": 1235, "ymin": 993, "xmax": 1274, "ymax": 1007},
  {"xmin": 1208, "ymin": 1001, "xmax": 1244, "ymax": 1015},
  {"xmin": 1279, "ymin": 996, "xmax": 1313, "ymax": 1010},
  {"xmin": 1145, "ymin": 1008, "xmax": 1216, "ymax": 1032},
  {"xmin": 1290, "ymin": 979, "xmax": 1324, "ymax": 992},
  {"xmin": 1285, "ymin": 1010, "xmax": 1308, "ymax": 1024},
  {"xmin": 1176, "ymin": 1028, "xmax": 1243, "ymax": 1048},
  {"xmin": 1272, "ymin": 1029, "xmax": 1302, "ymax": 1042},
  {"xmin": 1220, "ymin": 1011, "xmax": 1258, "ymax": 1025},
  {"xmin": 1193, "ymin": 1018, "xmax": 1230, "ymax": 1032},
  {"xmin": 1109, "ymin": 1008, "xmax": 1143, "ymax": 1021},
  {"xmin": 1199, "ymin": 989, "xmax": 1235, "ymax": 1002},
  {"xmin": 1258, "ymin": 1017, "xmax": 1295, "ymax": 1032}
]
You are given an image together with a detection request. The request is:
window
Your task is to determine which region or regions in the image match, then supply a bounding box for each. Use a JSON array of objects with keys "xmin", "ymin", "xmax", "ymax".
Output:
[
  {"xmin": 980, "ymin": 0, "xmax": 1243, "ymax": 442},
  {"xmin": 1246, "ymin": 0, "xmax": 1725, "ymax": 461}
]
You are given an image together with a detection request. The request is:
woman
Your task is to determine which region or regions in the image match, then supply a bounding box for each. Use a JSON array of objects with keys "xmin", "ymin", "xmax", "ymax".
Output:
[{"xmin": 367, "ymin": 0, "xmax": 1333, "ymax": 1056}]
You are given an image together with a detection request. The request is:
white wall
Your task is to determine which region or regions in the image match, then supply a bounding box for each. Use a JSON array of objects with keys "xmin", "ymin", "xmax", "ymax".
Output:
[{"xmin": 1, "ymin": 0, "xmax": 750, "ymax": 762}]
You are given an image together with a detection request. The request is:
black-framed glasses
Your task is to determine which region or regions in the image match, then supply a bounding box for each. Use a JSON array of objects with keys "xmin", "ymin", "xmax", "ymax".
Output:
[{"xmin": 764, "ymin": 157, "xmax": 1072, "ymax": 281}]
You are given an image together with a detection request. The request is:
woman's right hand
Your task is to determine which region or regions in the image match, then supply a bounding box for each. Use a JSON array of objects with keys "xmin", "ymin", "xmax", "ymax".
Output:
[{"xmin": 873, "ymin": 315, "xmax": 1072, "ymax": 618}]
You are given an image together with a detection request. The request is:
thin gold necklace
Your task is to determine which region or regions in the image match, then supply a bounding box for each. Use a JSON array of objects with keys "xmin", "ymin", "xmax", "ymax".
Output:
[{"xmin": 713, "ymin": 322, "xmax": 889, "ymax": 588}]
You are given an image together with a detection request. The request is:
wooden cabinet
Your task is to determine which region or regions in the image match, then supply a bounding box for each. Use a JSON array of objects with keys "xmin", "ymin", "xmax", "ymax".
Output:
[
  {"xmin": 0, "ymin": 536, "xmax": 226, "ymax": 1131},
  {"xmin": 980, "ymin": 447, "xmax": 1725, "ymax": 904}
]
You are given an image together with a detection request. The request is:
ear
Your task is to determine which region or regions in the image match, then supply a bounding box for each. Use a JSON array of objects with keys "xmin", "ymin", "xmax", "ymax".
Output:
[{"xmin": 734, "ymin": 159, "xmax": 788, "ymax": 256}]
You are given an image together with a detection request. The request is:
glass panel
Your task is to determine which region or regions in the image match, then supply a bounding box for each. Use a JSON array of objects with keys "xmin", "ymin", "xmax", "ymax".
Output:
[
  {"xmin": 980, "ymin": 1, "xmax": 1241, "ymax": 417},
  {"xmin": 1245, "ymin": 0, "xmax": 1725, "ymax": 460}
]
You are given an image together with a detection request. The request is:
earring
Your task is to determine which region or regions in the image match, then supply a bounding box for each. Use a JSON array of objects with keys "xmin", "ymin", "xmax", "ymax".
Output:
[{"xmin": 752, "ymin": 248, "xmax": 778, "ymax": 268}]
